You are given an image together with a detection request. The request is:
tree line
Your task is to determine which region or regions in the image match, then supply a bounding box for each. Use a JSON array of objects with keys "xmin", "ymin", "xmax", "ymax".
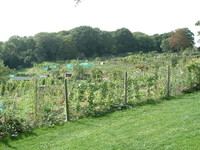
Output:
[{"xmin": 0, "ymin": 26, "xmax": 195, "ymax": 69}]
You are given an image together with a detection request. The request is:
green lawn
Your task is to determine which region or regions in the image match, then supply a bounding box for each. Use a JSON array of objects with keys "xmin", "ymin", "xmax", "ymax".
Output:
[{"xmin": 1, "ymin": 92, "xmax": 200, "ymax": 150}]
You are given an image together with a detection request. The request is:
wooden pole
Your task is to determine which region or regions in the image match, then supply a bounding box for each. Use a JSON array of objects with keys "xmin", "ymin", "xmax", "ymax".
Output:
[
  {"xmin": 64, "ymin": 77, "xmax": 69, "ymax": 121},
  {"xmin": 166, "ymin": 65, "xmax": 171, "ymax": 97},
  {"xmin": 34, "ymin": 80, "xmax": 38, "ymax": 126},
  {"xmin": 123, "ymin": 71, "xmax": 127, "ymax": 104}
]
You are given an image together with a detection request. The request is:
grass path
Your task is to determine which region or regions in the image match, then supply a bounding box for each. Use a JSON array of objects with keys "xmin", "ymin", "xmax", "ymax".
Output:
[{"xmin": 1, "ymin": 92, "xmax": 200, "ymax": 150}]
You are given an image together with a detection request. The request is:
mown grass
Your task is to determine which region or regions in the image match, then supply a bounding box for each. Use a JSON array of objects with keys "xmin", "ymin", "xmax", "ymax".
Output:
[{"xmin": 1, "ymin": 92, "xmax": 200, "ymax": 150}]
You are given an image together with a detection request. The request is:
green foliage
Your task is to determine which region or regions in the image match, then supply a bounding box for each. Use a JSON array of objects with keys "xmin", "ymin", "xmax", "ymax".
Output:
[
  {"xmin": 113, "ymin": 28, "xmax": 136, "ymax": 53},
  {"xmin": 0, "ymin": 61, "xmax": 15, "ymax": 83},
  {"xmin": 187, "ymin": 59, "xmax": 200, "ymax": 84},
  {"xmin": 171, "ymin": 55, "xmax": 181, "ymax": 67},
  {"xmin": 90, "ymin": 68, "xmax": 103, "ymax": 80},
  {"xmin": 151, "ymin": 33, "xmax": 169, "ymax": 52},
  {"xmin": 0, "ymin": 25, "xmax": 195, "ymax": 69},
  {"xmin": 0, "ymin": 36, "xmax": 37, "ymax": 68},
  {"xmin": 70, "ymin": 26, "xmax": 101, "ymax": 57},
  {"xmin": 71, "ymin": 64, "xmax": 86, "ymax": 80},
  {"xmin": 34, "ymin": 32, "xmax": 61, "ymax": 62},
  {"xmin": 133, "ymin": 32, "xmax": 155, "ymax": 52},
  {"xmin": 161, "ymin": 39, "xmax": 172, "ymax": 52},
  {"xmin": 0, "ymin": 114, "xmax": 33, "ymax": 139},
  {"xmin": 56, "ymin": 35, "xmax": 79, "ymax": 60},
  {"xmin": 109, "ymin": 70, "xmax": 123, "ymax": 80},
  {"xmin": 1, "ymin": 52, "xmax": 200, "ymax": 140},
  {"xmin": 98, "ymin": 31, "xmax": 115, "ymax": 55}
]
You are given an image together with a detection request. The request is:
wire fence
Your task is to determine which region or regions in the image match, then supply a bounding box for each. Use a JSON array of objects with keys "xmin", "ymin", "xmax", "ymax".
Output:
[{"xmin": 0, "ymin": 64, "xmax": 198, "ymax": 130}]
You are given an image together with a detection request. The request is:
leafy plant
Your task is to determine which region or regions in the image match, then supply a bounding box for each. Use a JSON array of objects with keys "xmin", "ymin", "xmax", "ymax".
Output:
[
  {"xmin": 91, "ymin": 68, "xmax": 103, "ymax": 80},
  {"xmin": 0, "ymin": 114, "xmax": 33, "ymax": 139}
]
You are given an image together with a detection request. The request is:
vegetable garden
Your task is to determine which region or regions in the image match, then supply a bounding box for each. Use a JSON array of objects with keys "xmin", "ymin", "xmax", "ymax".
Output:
[{"xmin": 1, "ymin": 52, "xmax": 200, "ymax": 140}]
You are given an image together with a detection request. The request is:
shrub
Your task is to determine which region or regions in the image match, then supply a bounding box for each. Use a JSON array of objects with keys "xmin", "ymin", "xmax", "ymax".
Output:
[
  {"xmin": 91, "ymin": 68, "xmax": 103, "ymax": 80},
  {"xmin": 0, "ymin": 114, "xmax": 33, "ymax": 140},
  {"xmin": 187, "ymin": 59, "xmax": 200, "ymax": 84}
]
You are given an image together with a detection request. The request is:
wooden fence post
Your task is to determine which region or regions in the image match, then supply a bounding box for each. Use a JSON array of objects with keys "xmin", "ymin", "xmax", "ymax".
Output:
[
  {"xmin": 123, "ymin": 71, "xmax": 128, "ymax": 104},
  {"xmin": 64, "ymin": 77, "xmax": 69, "ymax": 121},
  {"xmin": 166, "ymin": 65, "xmax": 171, "ymax": 97},
  {"xmin": 34, "ymin": 80, "xmax": 38, "ymax": 126}
]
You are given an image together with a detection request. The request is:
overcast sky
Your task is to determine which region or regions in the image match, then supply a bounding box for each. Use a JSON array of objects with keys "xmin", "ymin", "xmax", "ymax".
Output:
[{"xmin": 0, "ymin": 0, "xmax": 199, "ymax": 44}]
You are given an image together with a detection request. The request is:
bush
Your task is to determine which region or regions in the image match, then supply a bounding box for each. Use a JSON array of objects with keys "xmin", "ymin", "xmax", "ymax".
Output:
[
  {"xmin": 0, "ymin": 61, "xmax": 15, "ymax": 83},
  {"xmin": 91, "ymin": 68, "xmax": 103, "ymax": 80},
  {"xmin": 71, "ymin": 64, "xmax": 85, "ymax": 80},
  {"xmin": 0, "ymin": 114, "xmax": 33, "ymax": 140}
]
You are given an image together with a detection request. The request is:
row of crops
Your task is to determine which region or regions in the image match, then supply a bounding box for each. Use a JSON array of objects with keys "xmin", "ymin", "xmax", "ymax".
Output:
[{"xmin": 1, "ymin": 53, "xmax": 200, "ymax": 139}]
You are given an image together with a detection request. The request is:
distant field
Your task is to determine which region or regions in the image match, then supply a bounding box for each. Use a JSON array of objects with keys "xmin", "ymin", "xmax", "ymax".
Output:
[{"xmin": 1, "ymin": 91, "xmax": 200, "ymax": 150}]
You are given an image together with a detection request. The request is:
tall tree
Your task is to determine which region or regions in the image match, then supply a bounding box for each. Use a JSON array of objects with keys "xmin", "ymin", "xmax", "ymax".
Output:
[
  {"xmin": 98, "ymin": 30, "xmax": 115, "ymax": 55},
  {"xmin": 152, "ymin": 33, "xmax": 170, "ymax": 52},
  {"xmin": 0, "ymin": 38, "xmax": 21, "ymax": 68},
  {"xmin": 160, "ymin": 39, "xmax": 172, "ymax": 52},
  {"xmin": 168, "ymin": 28, "xmax": 194, "ymax": 52},
  {"xmin": 112, "ymin": 28, "xmax": 136, "ymax": 54},
  {"xmin": 70, "ymin": 26, "xmax": 101, "ymax": 57},
  {"xmin": 132, "ymin": 32, "xmax": 155, "ymax": 52},
  {"xmin": 56, "ymin": 34, "xmax": 79, "ymax": 60},
  {"xmin": 34, "ymin": 32, "xmax": 61, "ymax": 62},
  {"xmin": 0, "ymin": 36, "xmax": 37, "ymax": 68}
]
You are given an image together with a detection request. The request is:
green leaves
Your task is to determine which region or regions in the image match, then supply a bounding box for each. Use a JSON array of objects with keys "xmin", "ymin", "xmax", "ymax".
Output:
[
  {"xmin": 113, "ymin": 28, "xmax": 136, "ymax": 53},
  {"xmin": 70, "ymin": 26, "xmax": 102, "ymax": 57},
  {"xmin": 0, "ymin": 61, "xmax": 14, "ymax": 82}
]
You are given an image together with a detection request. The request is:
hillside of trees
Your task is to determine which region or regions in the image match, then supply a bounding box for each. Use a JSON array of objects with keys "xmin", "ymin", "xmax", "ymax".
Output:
[{"xmin": 0, "ymin": 26, "xmax": 196, "ymax": 69}]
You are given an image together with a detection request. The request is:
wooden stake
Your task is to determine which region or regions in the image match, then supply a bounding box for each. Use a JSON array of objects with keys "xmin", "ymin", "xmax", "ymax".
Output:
[
  {"xmin": 166, "ymin": 65, "xmax": 171, "ymax": 97},
  {"xmin": 34, "ymin": 80, "xmax": 38, "ymax": 126},
  {"xmin": 123, "ymin": 71, "xmax": 127, "ymax": 104},
  {"xmin": 64, "ymin": 78, "xmax": 69, "ymax": 121}
]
